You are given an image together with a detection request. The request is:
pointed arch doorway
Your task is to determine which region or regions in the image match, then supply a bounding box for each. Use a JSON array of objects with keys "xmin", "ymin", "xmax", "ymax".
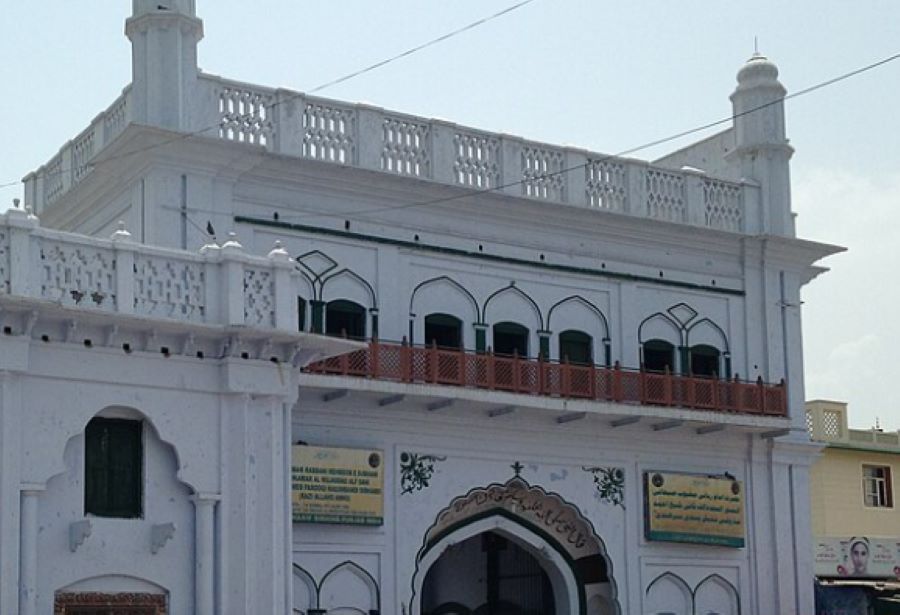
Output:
[{"xmin": 411, "ymin": 478, "xmax": 620, "ymax": 615}]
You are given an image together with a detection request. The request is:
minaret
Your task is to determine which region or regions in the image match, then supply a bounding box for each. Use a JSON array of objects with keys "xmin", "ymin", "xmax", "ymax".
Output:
[
  {"xmin": 126, "ymin": 0, "xmax": 203, "ymax": 131},
  {"xmin": 729, "ymin": 52, "xmax": 795, "ymax": 236}
]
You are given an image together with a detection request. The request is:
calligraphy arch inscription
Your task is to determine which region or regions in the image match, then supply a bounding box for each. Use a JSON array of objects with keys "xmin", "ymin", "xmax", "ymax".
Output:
[{"xmin": 409, "ymin": 477, "xmax": 621, "ymax": 615}]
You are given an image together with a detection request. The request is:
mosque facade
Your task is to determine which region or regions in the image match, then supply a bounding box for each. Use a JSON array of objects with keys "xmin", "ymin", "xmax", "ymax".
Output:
[{"xmin": 0, "ymin": 1, "xmax": 841, "ymax": 613}]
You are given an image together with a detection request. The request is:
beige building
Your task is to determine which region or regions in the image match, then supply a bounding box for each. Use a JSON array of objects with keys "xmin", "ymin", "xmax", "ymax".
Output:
[
  {"xmin": 808, "ymin": 400, "xmax": 900, "ymax": 615},
  {"xmin": 808, "ymin": 400, "xmax": 900, "ymax": 539}
]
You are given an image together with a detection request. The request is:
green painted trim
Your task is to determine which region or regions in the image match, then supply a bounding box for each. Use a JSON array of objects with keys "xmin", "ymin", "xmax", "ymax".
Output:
[
  {"xmin": 236, "ymin": 216, "xmax": 744, "ymax": 296},
  {"xmin": 539, "ymin": 336, "xmax": 550, "ymax": 360},
  {"xmin": 646, "ymin": 530, "xmax": 745, "ymax": 548},
  {"xmin": 823, "ymin": 442, "xmax": 900, "ymax": 455},
  {"xmin": 310, "ymin": 300, "xmax": 325, "ymax": 334},
  {"xmin": 475, "ymin": 327, "xmax": 486, "ymax": 353}
]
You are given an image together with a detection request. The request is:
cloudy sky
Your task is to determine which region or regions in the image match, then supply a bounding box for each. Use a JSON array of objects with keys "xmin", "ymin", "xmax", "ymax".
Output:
[{"xmin": 2, "ymin": 1, "xmax": 897, "ymax": 429}]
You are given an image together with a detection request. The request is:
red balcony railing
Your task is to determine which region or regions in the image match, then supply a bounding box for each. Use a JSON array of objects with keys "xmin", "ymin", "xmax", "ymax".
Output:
[{"xmin": 304, "ymin": 339, "xmax": 787, "ymax": 417}]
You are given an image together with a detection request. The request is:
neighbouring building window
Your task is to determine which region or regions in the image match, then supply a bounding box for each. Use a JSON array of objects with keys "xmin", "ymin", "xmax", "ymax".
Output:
[
  {"xmin": 559, "ymin": 330, "xmax": 593, "ymax": 365},
  {"xmin": 325, "ymin": 300, "xmax": 366, "ymax": 339},
  {"xmin": 862, "ymin": 465, "xmax": 893, "ymax": 508},
  {"xmin": 85, "ymin": 418, "xmax": 143, "ymax": 518},
  {"xmin": 424, "ymin": 313, "xmax": 463, "ymax": 349}
]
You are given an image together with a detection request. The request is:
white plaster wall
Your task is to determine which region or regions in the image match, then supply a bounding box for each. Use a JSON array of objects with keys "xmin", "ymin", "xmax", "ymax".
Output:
[
  {"xmin": 0, "ymin": 333, "xmax": 299, "ymax": 615},
  {"xmin": 290, "ymin": 397, "xmax": 800, "ymax": 615},
  {"xmin": 36, "ymin": 420, "xmax": 194, "ymax": 614}
]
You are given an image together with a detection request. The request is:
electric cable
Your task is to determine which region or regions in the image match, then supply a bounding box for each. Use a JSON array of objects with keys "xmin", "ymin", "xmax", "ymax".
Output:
[
  {"xmin": 0, "ymin": 0, "xmax": 538, "ymax": 194},
  {"xmin": 267, "ymin": 50, "xmax": 900, "ymax": 223}
]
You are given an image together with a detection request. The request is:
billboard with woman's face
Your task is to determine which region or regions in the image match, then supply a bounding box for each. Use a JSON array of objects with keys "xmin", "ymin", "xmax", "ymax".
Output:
[{"xmin": 815, "ymin": 536, "xmax": 900, "ymax": 578}]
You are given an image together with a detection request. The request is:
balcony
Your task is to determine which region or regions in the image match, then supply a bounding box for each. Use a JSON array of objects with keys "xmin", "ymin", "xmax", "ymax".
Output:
[{"xmin": 305, "ymin": 339, "xmax": 787, "ymax": 417}]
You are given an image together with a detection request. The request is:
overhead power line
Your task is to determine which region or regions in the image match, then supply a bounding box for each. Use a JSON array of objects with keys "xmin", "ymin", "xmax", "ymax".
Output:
[
  {"xmin": 268, "ymin": 50, "xmax": 900, "ymax": 223},
  {"xmin": 2, "ymin": 45, "xmax": 899, "ymax": 209},
  {"xmin": 0, "ymin": 0, "xmax": 538, "ymax": 194}
]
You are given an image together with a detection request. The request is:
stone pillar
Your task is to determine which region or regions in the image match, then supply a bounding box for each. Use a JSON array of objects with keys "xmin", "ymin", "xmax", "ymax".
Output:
[
  {"xmin": 19, "ymin": 487, "xmax": 43, "ymax": 615},
  {"xmin": 192, "ymin": 494, "xmax": 219, "ymax": 615}
]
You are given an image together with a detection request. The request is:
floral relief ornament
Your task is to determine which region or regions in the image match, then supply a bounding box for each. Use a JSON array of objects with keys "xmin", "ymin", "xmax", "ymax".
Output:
[
  {"xmin": 400, "ymin": 452, "xmax": 447, "ymax": 495},
  {"xmin": 582, "ymin": 466, "xmax": 626, "ymax": 509}
]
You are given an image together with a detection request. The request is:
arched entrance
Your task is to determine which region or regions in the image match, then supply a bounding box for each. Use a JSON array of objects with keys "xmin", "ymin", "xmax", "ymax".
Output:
[
  {"xmin": 423, "ymin": 530, "xmax": 554, "ymax": 614},
  {"xmin": 411, "ymin": 478, "xmax": 620, "ymax": 615}
]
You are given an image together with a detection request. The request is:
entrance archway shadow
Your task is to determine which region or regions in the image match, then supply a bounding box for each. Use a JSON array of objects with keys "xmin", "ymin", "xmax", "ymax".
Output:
[{"xmin": 410, "ymin": 477, "xmax": 621, "ymax": 615}]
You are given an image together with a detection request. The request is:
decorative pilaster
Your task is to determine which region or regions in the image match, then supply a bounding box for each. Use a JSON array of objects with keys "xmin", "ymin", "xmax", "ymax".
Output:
[
  {"xmin": 192, "ymin": 493, "xmax": 219, "ymax": 615},
  {"xmin": 19, "ymin": 486, "xmax": 44, "ymax": 615}
]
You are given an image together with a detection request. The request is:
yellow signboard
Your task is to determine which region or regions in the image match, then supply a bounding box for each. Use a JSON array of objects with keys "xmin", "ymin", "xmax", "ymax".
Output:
[
  {"xmin": 292, "ymin": 445, "xmax": 384, "ymax": 526},
  {"xmin": 644, "ymin": 471, "xmax": 745, "ymax": 548}
]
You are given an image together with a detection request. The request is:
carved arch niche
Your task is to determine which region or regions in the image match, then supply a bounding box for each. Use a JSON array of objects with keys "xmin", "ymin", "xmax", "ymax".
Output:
[
  {"xmin": 409, "ymin": 276, "xmax": 479, "ymax": 348},
  {"xmin": 411, "ymin": 477, "xmax": 621, "ymax": 615}
]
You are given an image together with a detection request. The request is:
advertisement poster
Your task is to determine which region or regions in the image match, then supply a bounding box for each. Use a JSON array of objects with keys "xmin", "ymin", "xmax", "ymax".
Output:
[
  {"xmin": 815, "ymin": 536, "xmax": 900, "ymax": 579},
  {"xmin": 292, "ymin": 445, "xmax": 384, "ymax": 526},
  {"xmin": 644, "ymin": 471, "xmax": 745, "ymax": 548}
]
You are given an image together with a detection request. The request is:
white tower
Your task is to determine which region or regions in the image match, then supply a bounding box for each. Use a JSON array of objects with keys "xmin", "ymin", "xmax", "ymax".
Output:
[
  {"xmin": 126, "ymin": 0, "xmax": 203, "ymax": 131},
  {"xmin": 729, "ymin": 52, "xmax": 795, "ymax": 236}
]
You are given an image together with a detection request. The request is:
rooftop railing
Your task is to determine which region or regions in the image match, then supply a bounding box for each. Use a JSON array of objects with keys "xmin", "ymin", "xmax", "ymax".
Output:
[
  {"xmin": 305, "ymin": 338, "xmax": 787, "ymax": 417},
  {"xmin": 25, "ymin": 75, "xmax": 760, "ymax": 234},
  {"xmin": 0, "ymin": 206, "xmax": 300, "ymax": 332}
]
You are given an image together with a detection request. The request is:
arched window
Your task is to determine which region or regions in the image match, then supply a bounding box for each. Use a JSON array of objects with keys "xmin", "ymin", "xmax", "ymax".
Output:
[
  {"xmin": 325, "ymin": 300, "xmax": 366, "ymax": 339},
  {"xmin": 493, "ymin": 322, "xmax": 529, "ymax": 357},
  {"xmin": 642, "ymin": 339, "xmax": 675, "ymax": 373},
  {"xmin": 85, "ymin": 418, "xmax": 143, "ymax": 518},
  {"xmin": 690, "ymin": 344, "xmax": 721, "ymax": 377},
  {"xmin": 558, "ymin": 330, "xmax": 593, "ymax": 365},
  {"xmin": 425, "ymin": 313, "xmax": 463, "ymax": 350}
]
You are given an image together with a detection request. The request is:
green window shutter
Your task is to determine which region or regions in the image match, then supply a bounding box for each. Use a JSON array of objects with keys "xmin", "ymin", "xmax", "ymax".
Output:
[{"xmin": 84, "ymin": 418, "xmax": 143, "ymax": 518}]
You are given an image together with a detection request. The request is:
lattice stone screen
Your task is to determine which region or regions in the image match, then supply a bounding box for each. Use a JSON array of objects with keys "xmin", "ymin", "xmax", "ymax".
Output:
[
  {"xmin": 44, "ymin": 155, "xmax": 65, "ymax": 206},
  {"xmin": 244, "ymin": 268, "xmax": 276, "ymax": 328},
  {"xmin": 381, "ymin": 118, "xmax": 431, "ymax": 177},
  {"xmin": 302, "ymin": 102, "xmax": 356, "ymax": 165},
  {"xmin": 218, "ymin": 86, "xmax": 274, "ymax": 146},
  {"xmin": 133, "ymin": 256, "xmax": 205, "ymax": 321},
  {"xmin": 704, "ymin": 179, "xmax": 743, "ymax": 231},
  {"xmin": 72, "ymin": 133, "xmax": 95, "ymax": 183},
  {"xmin": 521, "ymin": 146, "xmax": 566, "ymax": 202},
  {"xmin": 104, "ymin": 95, "xmax": 129, "ymax": 143},
  {"xmin": 822, "ymin": 410, "xmax": 843, "ymax": 439},
  {"xmin": 454, "ymin": 132, "xmax": 500, "ymax": 189},
  {"xmin": 40, "ymin": 244, "xmax": 117, "ymax": 310},
  {"xmin": 646, "ymin": 169, "xmax": 686, "ymax": 222},
  {"xmin": 586, "ymin": 159, "xmax": 627, "ymax": 211}
]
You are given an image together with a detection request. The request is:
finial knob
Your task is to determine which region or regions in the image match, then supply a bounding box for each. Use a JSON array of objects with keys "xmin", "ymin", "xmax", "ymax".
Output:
[
  {"xmin": 110, "ymin": 220, "xmax": 133, "ymax": 242},
  {"xmin": 267, "ymin": 240, "xmax": 291, "ymax": 262},
  {"xmin": 221, "ymin": 231, "xmax": 244, "ymax": 252}
]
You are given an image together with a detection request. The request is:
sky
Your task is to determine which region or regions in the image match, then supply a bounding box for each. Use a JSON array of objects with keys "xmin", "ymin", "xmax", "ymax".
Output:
[{"xmin": 1, "ymin": 1, "xmax": 898, "ymax": 429}]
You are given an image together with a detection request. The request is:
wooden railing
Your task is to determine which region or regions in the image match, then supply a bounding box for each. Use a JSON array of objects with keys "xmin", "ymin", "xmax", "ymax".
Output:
[{"xmin": 304, "ymin": 339, "xmax": 787, "ymax": 417}]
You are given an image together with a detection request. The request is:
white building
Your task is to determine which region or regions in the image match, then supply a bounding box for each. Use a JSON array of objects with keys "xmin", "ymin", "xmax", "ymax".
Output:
[{"xmin": 1, "ymin": 1, "xmax": 841, "ymax": 613}]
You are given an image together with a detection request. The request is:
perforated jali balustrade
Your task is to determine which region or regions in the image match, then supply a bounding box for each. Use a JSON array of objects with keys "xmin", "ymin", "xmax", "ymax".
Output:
[{"xmin": 304, "ymin": 339, "xmax": 787, "ymax": 416}]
